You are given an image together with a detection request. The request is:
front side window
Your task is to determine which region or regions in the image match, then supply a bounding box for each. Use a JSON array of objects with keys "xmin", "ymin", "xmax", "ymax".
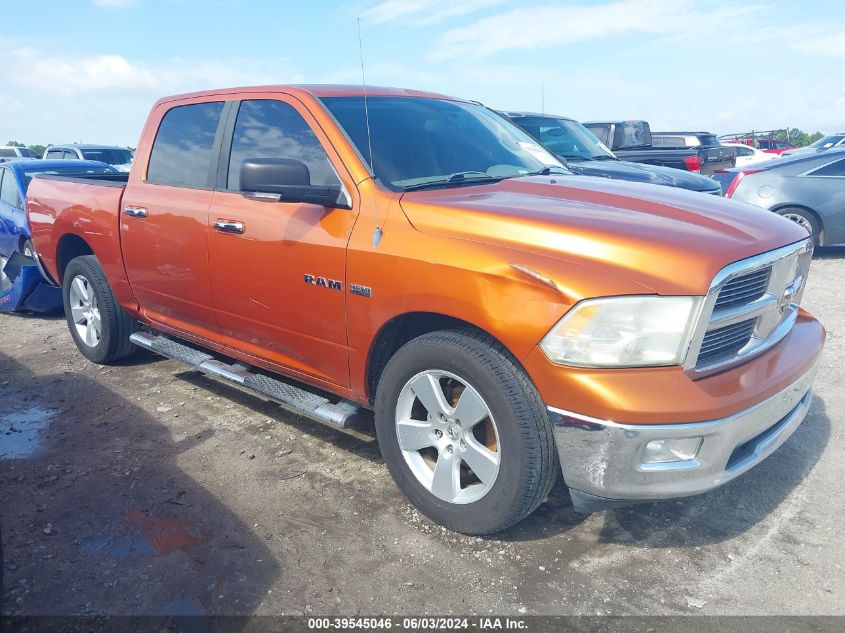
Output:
[
  {"xmin": 0, "ymin": 149, "xmax": 15, "ymax": 158},
  {"xmin": 62, "ymin": 150, "xmax": 78, "ymax": 160},
  {"xmin": 147, "ymin": 101, "xmax": 224, "ymax": 188},
  {"xmin": 45, "ymin": 150, "xmax": 64, "ymax": 159},
  {"xmin": 227, "ymin": 99, "xmax": 341, "ymax": 191},
  {"xmin": 0, "ymin": 170, "xmax": 21, "ymax": 208},
  {"xmin": 321, "ymin": 96, "xmax": 565, "ymax": 191}
]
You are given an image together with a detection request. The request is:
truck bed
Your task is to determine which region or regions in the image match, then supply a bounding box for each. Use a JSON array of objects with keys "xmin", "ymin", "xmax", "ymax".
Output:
[
  {"xmin": 26, "ymin": 174, "xmax": 130, "ymax": 299},
  {"xmin": 614, "ymin": 146, "xmax": 735, "ymax": 175}
]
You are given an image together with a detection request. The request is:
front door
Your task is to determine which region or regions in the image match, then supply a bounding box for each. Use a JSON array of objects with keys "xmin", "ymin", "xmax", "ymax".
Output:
[
  {"xmin": 120, "ymin": 99, "xmax": 226, "ymax": 338},
  {"xmin": 208, "ymin": 97, "xmax": 357, "ymax": 387}
]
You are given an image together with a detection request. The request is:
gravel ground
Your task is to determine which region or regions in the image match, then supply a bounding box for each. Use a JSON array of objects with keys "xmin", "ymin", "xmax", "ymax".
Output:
[{"xmin": 0, "ymin": 247, "xmax": 843, "ymax": 617}]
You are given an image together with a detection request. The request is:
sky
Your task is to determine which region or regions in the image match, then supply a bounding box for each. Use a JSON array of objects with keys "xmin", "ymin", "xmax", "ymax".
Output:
[{"xmin": 2, "ymin": 0, "xmax": 844, "ymax": 147}]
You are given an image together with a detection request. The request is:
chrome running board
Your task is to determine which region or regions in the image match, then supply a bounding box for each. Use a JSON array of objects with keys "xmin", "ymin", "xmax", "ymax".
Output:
[{"xmin": 130, "ymin": 332, "xmax": 360, "ymax": 430}]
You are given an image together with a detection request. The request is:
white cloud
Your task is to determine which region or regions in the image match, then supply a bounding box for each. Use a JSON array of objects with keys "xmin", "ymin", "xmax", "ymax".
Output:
[
  {"xmin": 789, "ymin": 31, "xmax": 845, "ymax": 58},
  {"xmin": 363, "ymin": 0, "xmax": 505, "ymax": 26},
  {"xmin": 429, "ymin": 0, "xmax": 765, "ymax": 60},
  {"xmin": 0, "ymin": 47, "xmax": 303, "ymax": 145},
  {"xmin": 91, "ymin": 0, "xmax": 138, "ymax": 7}
]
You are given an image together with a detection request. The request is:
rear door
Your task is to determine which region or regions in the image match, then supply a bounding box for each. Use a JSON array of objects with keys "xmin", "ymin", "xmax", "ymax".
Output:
[
  {"xmin": 207, "ymin": 95, "xmax": 358, "ymax": 387},
  {"xmin": 120, "ymin": 98, "xmax": 226, "ymax": 338}
]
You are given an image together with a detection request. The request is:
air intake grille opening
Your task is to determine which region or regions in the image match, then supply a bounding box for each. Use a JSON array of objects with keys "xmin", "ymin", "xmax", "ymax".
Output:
[
  {"xmin": 697, "ymin": 319, "xmax": 756, "ymax": 367},
  {"xmin": 714, "ymin": 267, "xmax": 771, "ymax": 311}
]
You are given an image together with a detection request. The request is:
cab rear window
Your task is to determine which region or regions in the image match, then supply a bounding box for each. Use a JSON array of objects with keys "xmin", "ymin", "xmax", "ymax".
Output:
[{"xmin": 147, "ymin": 102, "xmax": 224, "ymax": 188}]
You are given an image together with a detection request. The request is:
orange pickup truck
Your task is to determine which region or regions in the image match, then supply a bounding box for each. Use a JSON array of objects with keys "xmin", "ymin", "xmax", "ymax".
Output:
[{"xmin": 26, "ymin": 85, "xmax": 824, "ymax": 534}]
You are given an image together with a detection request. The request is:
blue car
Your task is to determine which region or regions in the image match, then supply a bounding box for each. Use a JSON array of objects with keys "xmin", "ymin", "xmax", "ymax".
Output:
[{"xmin": 0, "ymin": 159, "xmax": 117, "ymax": 312}]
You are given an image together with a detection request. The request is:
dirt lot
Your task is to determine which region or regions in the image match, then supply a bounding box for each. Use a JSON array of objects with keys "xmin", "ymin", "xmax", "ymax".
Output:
[{"xmin": 1, "ymin": 247, "xmax": 843, "ymax": 618}]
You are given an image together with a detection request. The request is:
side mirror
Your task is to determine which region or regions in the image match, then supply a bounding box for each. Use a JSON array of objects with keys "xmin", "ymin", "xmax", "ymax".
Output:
[{"xmin": 239, "ymin": 158, "xmax": 350, "ymax": 209}]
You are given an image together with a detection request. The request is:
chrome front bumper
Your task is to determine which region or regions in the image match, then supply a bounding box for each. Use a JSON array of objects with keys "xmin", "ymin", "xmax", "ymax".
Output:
[{"xmin": 548, "ymin": 361, "xmax": 819, "ymax": 513}]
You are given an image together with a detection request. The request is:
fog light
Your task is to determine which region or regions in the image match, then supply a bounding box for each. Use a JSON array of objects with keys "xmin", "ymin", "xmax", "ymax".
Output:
[{"xmin": 643, "ymin": 437, "xmax": 702, "ymax": 464}]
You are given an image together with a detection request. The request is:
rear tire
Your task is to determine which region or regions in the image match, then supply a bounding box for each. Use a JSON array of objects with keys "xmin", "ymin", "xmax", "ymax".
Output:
[
  {"xmin": 62, "ymin": 255, "xmax": 137, "ymax": 364},
  {"xmin": 776, "ymin": 207, "xmax": 820, "ymax": 247},
  {"xmin": 375, "ymin": 329, "xmax": 557, "ymax": 535}
]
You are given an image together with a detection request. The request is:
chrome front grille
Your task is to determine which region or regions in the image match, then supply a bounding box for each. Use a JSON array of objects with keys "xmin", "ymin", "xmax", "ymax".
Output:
[
  {"xmin": 697, "ymin": 319, "xmax": 756, "ymax": 365},
  {"xmin": 685, "ymin": 239, "xmax": 813, "ymax": 375},
  {"xmin": 713, "ymin": 268, "xmax": 771, "ymax": 311}
]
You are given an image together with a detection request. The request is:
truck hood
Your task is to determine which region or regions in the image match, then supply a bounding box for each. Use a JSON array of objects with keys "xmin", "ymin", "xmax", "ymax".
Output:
[
  {"xmin": 399, "ymin": 175, "xmax": 807, "ymax": 296},
  {"xmin": 566, "ymin": 158, "xmax": 720, "ymax": 192}
]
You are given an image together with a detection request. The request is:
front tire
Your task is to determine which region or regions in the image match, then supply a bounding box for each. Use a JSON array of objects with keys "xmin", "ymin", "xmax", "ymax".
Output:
[
  {"xmin": 375, "ymin": 329, "xmax": 557, "ymax": 535},
  {"xmin": 776, "ymin": 207, "xmax": 820, "ymax": 247},
  {"xmin": 62, "ymin": 255, "xmax": 137, "ymax": 364}
]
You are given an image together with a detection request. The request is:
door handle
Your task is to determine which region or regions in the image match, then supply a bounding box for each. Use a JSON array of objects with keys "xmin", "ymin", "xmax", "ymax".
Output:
[
  {"xmin": 124, "ymin": 206, "xmax": 148, "ymax": 218},
  {"xmin": 213, "ymin": 220, "xmax": 245, "ymax": 234}
]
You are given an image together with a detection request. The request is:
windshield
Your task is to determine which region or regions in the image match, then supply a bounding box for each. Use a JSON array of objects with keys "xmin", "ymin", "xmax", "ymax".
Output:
[
  {"xmin": 510, "ymin": 116, "xmax": 615, "ymax": 161},
  {"xmin": 18, "ymin": 148, "xmax": 39, "ymax": 158},
  {"xmin": 810, "ymin": 134, "xmax": 845, "ymax": 148},
  {"xmin": 320, "ymin": 96, "xmax": 566, "ymax": 190},
  {"xmin": 80, "ymin": 148, "xmax": 133, "ymax": 165},
  {"xmin": 21, "ymin": 165, "xmax": 116, "ymax": 192}
]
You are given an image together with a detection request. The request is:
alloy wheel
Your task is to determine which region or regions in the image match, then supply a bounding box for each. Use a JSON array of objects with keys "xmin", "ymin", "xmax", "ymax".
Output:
[
  {"xmin": 68, "ymin": 275, "xmax": 101, "ymax": 347},
  {"xmin": 782, "ymin": 212, "xmax": 814, "ymax": 235},
  {"xmin": 395, "ymin": 370, "xmax": 501, "ymax": 504}
]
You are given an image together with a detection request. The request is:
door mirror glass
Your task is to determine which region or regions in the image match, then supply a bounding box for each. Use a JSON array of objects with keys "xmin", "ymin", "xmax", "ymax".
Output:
[{"xmin": 240, "ymin": 158, "xmax": 350, "ymax": 208}]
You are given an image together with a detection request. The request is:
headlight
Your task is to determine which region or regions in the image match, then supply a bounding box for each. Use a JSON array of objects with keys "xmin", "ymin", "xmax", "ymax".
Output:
[{"xmin": 539, "ymin": 296, "xmax": 701, "ymax": 368}]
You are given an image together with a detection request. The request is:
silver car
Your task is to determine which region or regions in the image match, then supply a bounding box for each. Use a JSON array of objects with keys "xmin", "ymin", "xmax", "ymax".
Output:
[
  {"xmin": 714, "ymin": 147, "xmax": 845, "ymax": 247},
  {"xmin": 781, "ymin": 132, "xmax": 845, "ymax": 158},
  {"xmin": 42, "ymin": 144, "xmax": 134, "ymax": 172}
]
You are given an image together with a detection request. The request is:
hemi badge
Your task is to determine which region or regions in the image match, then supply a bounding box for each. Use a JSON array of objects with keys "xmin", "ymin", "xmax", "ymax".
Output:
[{"xmin": 350, "ymin": 284, "xmax": 372, "ymax": 298}]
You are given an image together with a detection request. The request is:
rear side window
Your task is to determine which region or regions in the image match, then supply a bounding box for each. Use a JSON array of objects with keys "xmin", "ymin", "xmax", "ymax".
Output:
[
  {"xmin": 0, "ymin": 170, "xmax": 21, "ymax": 208},
  {"xmin": 147, "ymin": 101, "xmax": 224, "ymax": 188},
  {"xmin": 62, "ymin": 150, "xmax": 78, "ymax": 160},
  {"xmin": 227, "ymin": 99, "xmax": 341, "ymax": 191},
  {"xmin": 653, "ymin": 136, "xmax": 687, "ymax": 147},
  {"xmin": 45, "ymin": 149, "xmax": 64, "ymax": 159},
  {"xmin": 809, "ymin": 158, "xmax": 845, "ymax": 177}
]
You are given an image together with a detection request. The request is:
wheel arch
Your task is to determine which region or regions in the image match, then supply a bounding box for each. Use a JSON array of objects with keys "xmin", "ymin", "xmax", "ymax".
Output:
[
  {"xmin": 769, "ymin": 204, "xmax": 825, "ymax": 246},
  {"xmin": 55, "ymin": 233, "xmax": 94, "ymax": 282},
  {"xmin": 365, "ymin": 311, "xmax": 521, "ymax": 404}
]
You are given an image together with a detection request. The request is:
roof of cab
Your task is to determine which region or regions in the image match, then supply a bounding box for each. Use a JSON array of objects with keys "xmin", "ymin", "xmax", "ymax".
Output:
[{"xmin": 153, "ymin": 84, "xmax": 469, "ymax": 107}]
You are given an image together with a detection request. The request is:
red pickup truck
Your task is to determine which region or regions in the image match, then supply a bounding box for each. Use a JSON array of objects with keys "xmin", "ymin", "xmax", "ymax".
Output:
[{"xmin": 26, "ymin": 85, "xmax": 824, "ymax": 534}]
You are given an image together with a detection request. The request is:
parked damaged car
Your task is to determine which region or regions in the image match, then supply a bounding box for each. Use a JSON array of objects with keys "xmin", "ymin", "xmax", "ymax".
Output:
[{"xmin": 0, "ymin": 159, "xmax": 118, "ymax": 313}]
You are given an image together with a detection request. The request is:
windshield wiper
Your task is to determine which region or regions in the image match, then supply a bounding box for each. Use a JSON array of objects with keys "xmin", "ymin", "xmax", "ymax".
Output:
[
  {"xmin": 590, "ymin": 155, "xmax": 616, "ymax": 160},
  {"xmin": 559, "ymin": 154, "xmax": 591, "ymax": 161},
  {"xmin": 520, "ymin": 166, "xmax": 571, "ymax": 176},
  {"xmin": 402, "ymin": 172, "xmax": 504, "ymax": 192}
]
